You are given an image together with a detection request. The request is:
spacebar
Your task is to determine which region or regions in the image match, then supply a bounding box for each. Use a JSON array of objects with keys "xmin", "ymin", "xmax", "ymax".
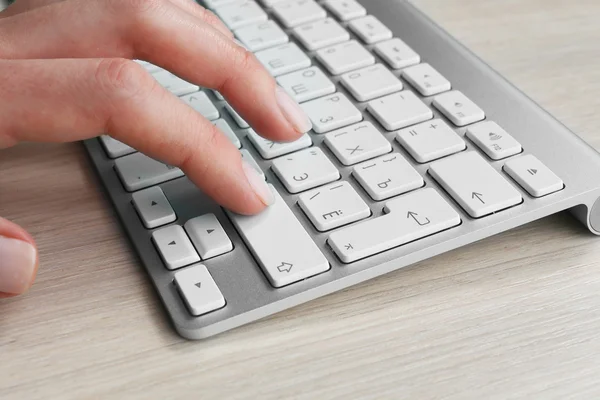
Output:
[
  {"xmin": 228, "ymin": 185, "xmax": 330, "ymax": 288},
  {"xmin": 328, "ymin": 188, "xmax": 461, "ymax": 263}
]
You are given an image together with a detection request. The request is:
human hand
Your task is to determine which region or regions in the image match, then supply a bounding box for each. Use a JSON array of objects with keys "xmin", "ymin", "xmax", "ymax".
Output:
[{"xmin": 0, "ymin": 0, "xmax": 312, "ymax": 296}]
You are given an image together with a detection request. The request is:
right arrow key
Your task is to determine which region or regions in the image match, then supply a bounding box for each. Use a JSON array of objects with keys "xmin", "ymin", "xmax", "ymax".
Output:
[{"xmin": 429, "ymin": 152, "xmax": 522, "ymax": 218}]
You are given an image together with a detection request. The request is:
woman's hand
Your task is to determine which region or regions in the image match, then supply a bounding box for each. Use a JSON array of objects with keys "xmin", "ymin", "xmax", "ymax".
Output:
[{"xmin": 0, "ymin": 0, "xmax": 312, "ymax": 296}]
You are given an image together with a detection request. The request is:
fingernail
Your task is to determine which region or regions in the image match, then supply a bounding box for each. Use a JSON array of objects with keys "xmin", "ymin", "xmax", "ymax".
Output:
[
  {"xmin": 242, "ymin": 160, "xmax": 275, "ymax": 207},
  {"xmin": 275, "ymin": 86, "xmax": 313, "ymax": 134},
  {"xmin": 0, "ymin": 236, "xmax": 36, "ymax": 295}
]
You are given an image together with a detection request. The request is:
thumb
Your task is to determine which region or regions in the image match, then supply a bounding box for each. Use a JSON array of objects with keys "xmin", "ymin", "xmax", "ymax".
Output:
[{"xmin": 0, "ymin": 217, "xmax": 38, "ymax": 297}]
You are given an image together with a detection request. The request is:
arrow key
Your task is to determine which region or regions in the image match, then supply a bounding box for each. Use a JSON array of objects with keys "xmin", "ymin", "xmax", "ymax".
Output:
[
  {"xmin": 504, "ymin": 154, "xmax": 564, "ymax": 197},
  {"xmin": 132, "ymin": 186, "xmax": 176, "ymax": 229},
  {"xmin": 174, "ymin": 265, "xmax": 225, "ymax": 316},
  {"xmin": 152, "ymin": 225, "xmax": 200, "ymax": 270},
  {"xmin": 184, "ymin": 214, "xmax": 233, "ymax": 259}
]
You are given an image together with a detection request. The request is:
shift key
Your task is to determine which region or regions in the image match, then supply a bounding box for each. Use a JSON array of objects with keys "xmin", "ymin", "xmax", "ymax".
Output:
[{"xmin": 228, "ymin": 185, "xmax": 330, "ymax": 288}]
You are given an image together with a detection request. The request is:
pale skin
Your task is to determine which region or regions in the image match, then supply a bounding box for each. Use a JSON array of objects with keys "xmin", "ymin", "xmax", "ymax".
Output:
[{"xmin": 0, "ymin": 0, "xmax": 313, "ymax": 297}]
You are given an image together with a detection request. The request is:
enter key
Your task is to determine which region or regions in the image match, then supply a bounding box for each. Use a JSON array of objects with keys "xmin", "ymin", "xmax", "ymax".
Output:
[{"xmin": 328, "ymin": 188, "xmax": 461, "ymax": 263}]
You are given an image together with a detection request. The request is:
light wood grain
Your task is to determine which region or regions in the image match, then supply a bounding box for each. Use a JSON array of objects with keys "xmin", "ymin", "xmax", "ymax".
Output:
[{"xmin": 2, "ymin": 1, "xmax": 600, "ymax": 399}]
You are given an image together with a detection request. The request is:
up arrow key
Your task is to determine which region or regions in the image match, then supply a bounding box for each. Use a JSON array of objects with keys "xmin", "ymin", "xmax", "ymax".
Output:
[{"xmin": 206, "ymin": 229, "xmax": 214, "ymax": 234}]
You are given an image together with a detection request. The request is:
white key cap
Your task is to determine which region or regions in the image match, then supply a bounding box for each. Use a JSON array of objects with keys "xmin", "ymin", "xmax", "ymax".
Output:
[
  {"xmin": 433, "ymin": 91, "xmax": 485, "ymax": 127},
  {"xmin": 152, "ymin": 225, "xmax": 200, "ymax": 270},
  {"xmin": 272, "ymin": 0, "xmax": 327, "ymax": 28},
  {"xmin": 301, "ymin": 93, "xmax": 362, "ymax": 133},
  {"xmin": 185, "ymin": 214, "xmax": 233, "ymax": 259},
  {"xmin": 328, "ymin": 188, "xmax": 461, "ymax": 263},
  {"xmin": 276, "ymin": 66, "xmax": 336, "ymax": 103},
  {"xmin": 258, "ymin": 0, "xmax": 287, "ymax": 6},
  {"xmin": 367, "ymin": 91, "xmax": 433, "ymax": 131},
  {"xmin": 353, "ymin": 153, "xmax": 423, "ymax": 201},
  {"xmin": 396, "ymin": 119, "xmax": 466, "ymax": 163},
  {"xmin": 504, "ymin": 155, "xmax": 564, "ymax": 197},
  {"xmin": 348, "ymin": 15, "xmax": 392, "ymax": 44},
  {"xmin": 225, "ymin": 103, "xmax": 250, "ymax": 128},
  {"xmin": 235, "ymin": 20, "xmax": 289, "ymax": 52},
  {"xmin": 228, "ymin": 185, "xmax": 330, "ymax": 287},
  {"xmin": 298, "ymin": 181, "xmax": 370, "ymax": 231},
  {"xmin": 204, "ymin": 0, "xmax": 239, "ymax": 8},
  {"xmin": 213, "ymin": 119, "xmax": 241, "ymax": 149},
  {"xmin": 132, "ymin": 186, "xmax": 176, "ymax": 229},
  {"xmin": 174, "ymin": 265, "xmax": 226, "ymax": 316},
  {"xmin": 316, "ymin": 40, "xmax": 375, "ymax": 75},
  {"xmin": 293, "ymin": 18, "xmax": 350, "ymax": 51},
  {"xmin": 134, "ymin": 60, "xmax": 161, "ymax": 73},
  {"xmin": 466, "ymin": 121, "xmax": 522, "ymax": 160},
  {"xmin": 115, "ymin": 153, "xmax": 184, "ymax": 192},
  {"xmin": 272, "ymin": 147, "xmax": 339, "ymax": 193},
  {"xmin": 340, "ymin": 63, "xmax": 403, "ymax": 102},
  {"xmin": 247, "ymin": 129, "xmax": 312, "ymax": 159},
  {"xmin": 402, "ymin": 63, "xmax": 451, "ymax": 96},
  {"xmin": 240, "ymin": 149, "xmax": 265, "ymax": 180},
  {"xmin": 429, "ymin": 151, "xmax": 522, "ymax": 218},
  {"xmin": 99, "ymin": 136, "xmax": 135, "ymax": 159},
  {"xmin": 255, "ymin": 42, "xmax": 312, "ymax": 76},
  {"xmin": 323, "ymin": 0, "xmax": 366, "ymax": 21},
  {"xmin": 214, "ymin": 1, "xmax": 267, "ymax": 30},
  {"xmin": 180, "ymin": 92, "xmax": 220, "ymax": 120},
  {"xmin": 324, "ymin": 121, "xmax": 391, "ymax": 165},
  {"xmin": 212, "ymin": 90, "xmax": 225, "ymax": 101},
  {"xmin": 152, "ymin": 70, "xmax": 199, "ymax": 96},
  {"xmin": 374, "ymin": 38, "xmax": 421, "ymax": 69}
]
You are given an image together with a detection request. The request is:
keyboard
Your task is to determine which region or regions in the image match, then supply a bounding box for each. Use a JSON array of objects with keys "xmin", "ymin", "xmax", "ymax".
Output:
[{"xmin": 83, "ymin": 0, "xmax": 600, "ymax": 339}]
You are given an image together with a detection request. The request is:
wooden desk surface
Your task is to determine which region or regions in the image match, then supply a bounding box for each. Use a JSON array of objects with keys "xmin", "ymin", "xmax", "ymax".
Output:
[{"xmin": 2, "ymin": 1, "xmax": 600, "ymax": 398}]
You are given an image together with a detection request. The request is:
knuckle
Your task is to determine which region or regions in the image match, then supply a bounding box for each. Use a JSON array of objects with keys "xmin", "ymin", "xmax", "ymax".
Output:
[
  {"xmin": 94, "ymin": 58, "xmax": 155, "ymax": 102},
  {"xmin": 221, "ymin": 48, "xmax": 258, "ymax": 91}
]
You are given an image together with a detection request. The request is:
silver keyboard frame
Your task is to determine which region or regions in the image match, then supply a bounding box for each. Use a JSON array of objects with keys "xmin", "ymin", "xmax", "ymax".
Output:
[{"xmin": 83, "ymin": 0, "xmax": 600, "ymax": 339}]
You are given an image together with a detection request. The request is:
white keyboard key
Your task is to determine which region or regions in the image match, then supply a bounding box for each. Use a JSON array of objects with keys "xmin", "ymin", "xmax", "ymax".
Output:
[
  {"xmin": 174, "ymin": 265, "xmax": 226, "ymax": 316},
  {"xmin": 276, "ymin": 66, "xmax": 336, "ymax": 103},
  {"xmin": 324, "ymin": 121, "xmax": 391, "ymax": 165},
  {"xmin": 328, "ymin": 188, "xmax": 461, "ymax": 263},
  {"xmin": 247, "ymin": 129, "xmax": 312, "ymax": 159},
  {"xmin": 225, "ymin": 103, "xmax": 250, "ymax": 128},
  {"xmin": 429, "ymin": 151, "xmax": 522, "ymax": 218},
  {"xmin": 240, "ymin": 149, "xmax": 265, "ymax": 180},
  {"xmin": 348, "ymin": 15, "xmax": 392, "ymax": 44},
  {"xmin": 115, "ymin": 153, "xmax": 184, "ymax": 192},
  {"xmin": 132, "ymin": 186, "xmax": 176, "ymax": 229},
  {"xmin": 301, "ymin": 93, "xmax": 362, "ymax": 133},
  {"xmin": 316, "ymin": 40, "xmax": 375, "ymax": 75},
  {"xmin": 293, "ymin": 18, "xmax": 350, "ymax": 51},
  {"xmin": 433, "ymin": 91, "xmax": 485, "ymax": 127},
  {"xmin": 340, "ymin": 63, "xmax": 403, "ymax": 102},
  {"xmin": 134, "ymin": 60, "xmax": 161, "ymax": 73},
  {"xmin": 353, "ymin": 153, "xmax": 423, "ymax": 201},
  {"xmin": 228, "ymin": 185, "xmax": 330, "ymax": 287},
  {"xmin": 272, "ymin": 0, "xmax": 327, "ymax": 28},
  {"xmin": 402, "ymin": 63, "xmax": 451, "ymax": 96},
  {"xmin": 367, "ymin": 91, "xmax": 433, "ymax": 131},
  {"xmin": 214, "ymin": 1, "xmax": 267, "ymax": 30},
  {"xmin": 184, "ymin": 214, "xmax": 233, "ymax": 259},
  {"xmin": 466, "ymin": 121, "xmax": 522, "ymax": 160},
  {"xmin": 396, "ymin": 119, "xmax": 466, "ymax": 163},
  {"xmin": 204, "ymin": 0, "xmax": 239, "ymax": 8},
  {"xmin": 504, "ymin": 155, "xmax": 564, "ymax": 197},
  {"xmin": 323, "ymin": 0, "xmax": 366, "ymax": 21},
  {"xmin": 255, "ymin": 42, "xmax": 312, "ymax": 76},
  {"xmin": 374, "ymin": 38, "xmax": 421, "ymax": 69},
  {"xmin": 235, "ymin": 20, "xmax": 289, "ymax": 52},
  {"xmin": 272, "ymin": 147, "xmax": 339, "ymax": 193},
  {"xmin": 152, "ymin": 70, "xmax": 199, "ymax": 96},
  {"xmin": 99, "ymin": 136, "xmax": 135, "ymax": 159},
  {"xmin": 180, "ymin": 92, "xmax": 220, "ymax": 120},
  {"xmin": 213, "ymin": 119, "xmax": 241, "ymax": 149},
  {"xmin": 258, "ymin": 0, "xmax": 287, "ymax": 6},
  {"xmin": 298, "ymin": 181, "xmax": 370, "ymax": 231},
  {"xmin": 152, "ymin": 225, "xmax": 200, "ymax": 270}
]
